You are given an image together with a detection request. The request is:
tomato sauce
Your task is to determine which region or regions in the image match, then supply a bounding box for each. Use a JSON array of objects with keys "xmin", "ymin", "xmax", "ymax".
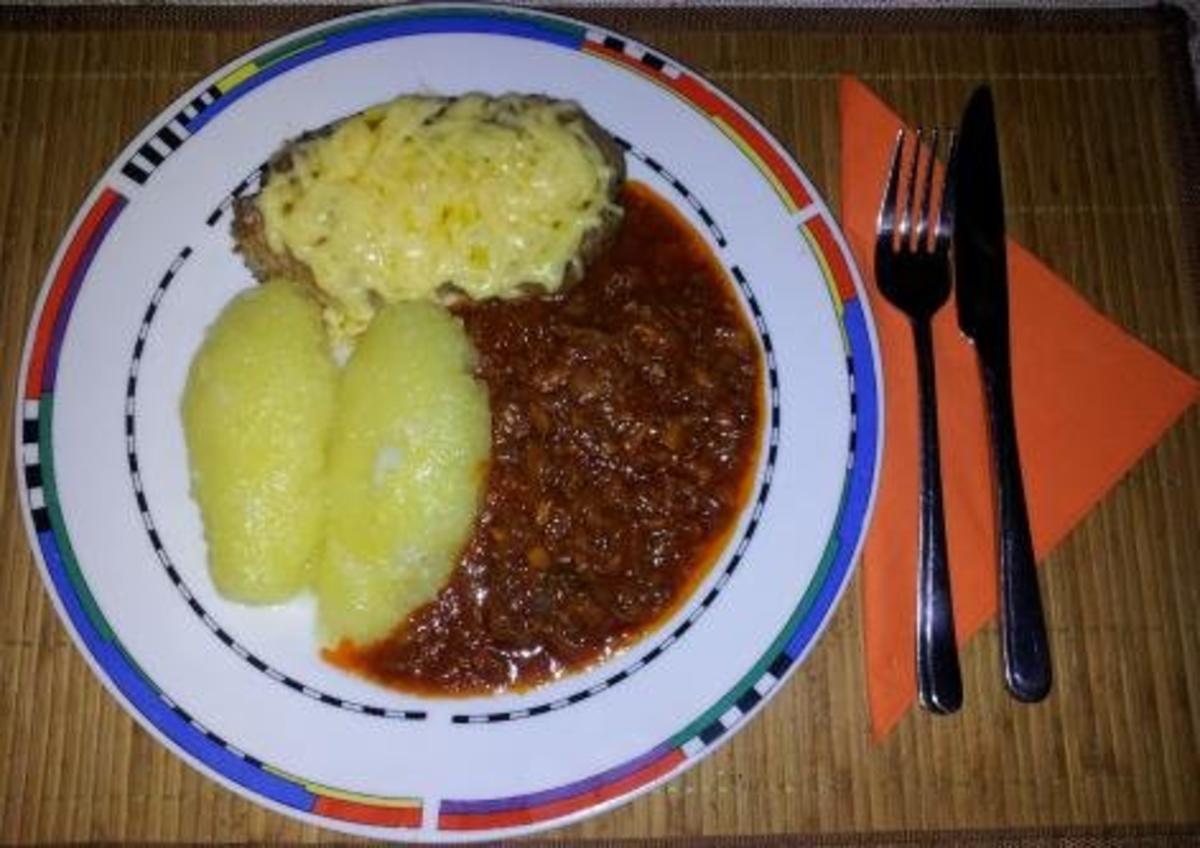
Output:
[{"xmin": 327, "ymin": 182, "xmax": 763, "ymax": 694}]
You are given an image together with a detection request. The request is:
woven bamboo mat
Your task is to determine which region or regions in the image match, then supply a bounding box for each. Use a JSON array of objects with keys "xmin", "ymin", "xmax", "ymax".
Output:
[{"xmin": 0, "ymin": 5, "xmax": 1197, "ymax": 845}]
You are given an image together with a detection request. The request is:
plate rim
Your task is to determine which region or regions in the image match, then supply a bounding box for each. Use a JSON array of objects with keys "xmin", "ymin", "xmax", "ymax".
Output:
[{"xmin": 9, "ymin": 3, "xmax": 885, "ymax": 840}]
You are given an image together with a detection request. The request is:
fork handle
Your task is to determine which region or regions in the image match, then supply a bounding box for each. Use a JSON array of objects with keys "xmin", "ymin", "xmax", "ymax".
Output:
[
  {"xmin": 979, "ymin": 352, "xmax": 1052, "ymax": 702},
  {"xmin": 912, "ymin": 319, "xmax": 963, "ymax": 715}
]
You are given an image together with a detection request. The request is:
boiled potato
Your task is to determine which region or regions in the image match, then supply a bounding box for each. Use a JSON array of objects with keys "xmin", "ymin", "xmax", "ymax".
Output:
[
  {"xmin": 182, "ymin": 280, "xmax": 336, "ymax": 603},
  {"xmin": 319, "ymin": 300, "xmax": 490, "ymax": 645}
]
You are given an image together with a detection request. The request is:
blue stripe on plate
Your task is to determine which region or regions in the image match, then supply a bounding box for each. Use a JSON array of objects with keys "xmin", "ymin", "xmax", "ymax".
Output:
[
  {"xmin": 782, "ymin": 296, "xmax": 878, "ymax": 658},
  {"xmin": 36, "ymin": 529, "xmax": 315, "ymax": 812},
  {"xmin": 189, "ymin": 14, "xmax": 584, "ymax": 133}
]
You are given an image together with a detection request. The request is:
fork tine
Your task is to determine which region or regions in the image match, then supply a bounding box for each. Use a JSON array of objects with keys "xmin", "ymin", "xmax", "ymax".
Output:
[
  {"xmin": 935, "ymin": 130, "xmax": 958, "ymax": 250},
  {"xmin": 916, "ymin": 128, "xmax": 939, "ymax": 250},
  {"xmin": 877, "ymin": 129, "xmax": 904, "ymax": 242},
  {"xmin": 900, "ymin": 127, "xmax": 923, "ymax": 245}
]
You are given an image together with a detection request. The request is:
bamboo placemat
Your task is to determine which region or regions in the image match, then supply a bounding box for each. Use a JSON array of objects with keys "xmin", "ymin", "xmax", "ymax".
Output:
[{"xmin": 1, "ymin": 5, "xmax": 1197, "ymax": 845}]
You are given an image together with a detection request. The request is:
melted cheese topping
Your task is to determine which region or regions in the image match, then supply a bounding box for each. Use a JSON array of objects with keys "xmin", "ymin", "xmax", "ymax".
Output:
[{"xmin": 257, "ymin": 93, "xmax": 620, "ymax": 338}]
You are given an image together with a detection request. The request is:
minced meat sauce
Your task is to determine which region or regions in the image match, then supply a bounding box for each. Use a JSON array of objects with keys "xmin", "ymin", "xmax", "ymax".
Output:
[{"xmin": 326, "ymin": 182, "xmax": 763, "ymax": 694}]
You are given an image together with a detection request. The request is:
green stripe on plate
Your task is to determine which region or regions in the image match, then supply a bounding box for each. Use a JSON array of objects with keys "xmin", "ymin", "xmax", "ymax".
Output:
[
  {"xmin": 39, "ymin": 396, "xmax": 116, "ymax": 643},
  {"xmin": 668, "ymin": 499, "xmax": 847, "ymax": 748}
]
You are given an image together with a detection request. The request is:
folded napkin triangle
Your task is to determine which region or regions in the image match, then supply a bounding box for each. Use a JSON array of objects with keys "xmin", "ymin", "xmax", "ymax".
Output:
[{"xmin": 838, "ymin": 76, "xmax": 1199, "ymax": 740}]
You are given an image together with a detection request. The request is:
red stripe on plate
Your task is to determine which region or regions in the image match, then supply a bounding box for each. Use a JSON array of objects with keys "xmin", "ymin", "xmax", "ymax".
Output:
[
  {"xmin": 24, "ymin": 189, "xmax": 122, "ymax": 399},
  {"xmin": 806, "ymin": 214, "xmax": 858, "ymax": 303},
  {"xmin": 582, "ymin": 41, "xmax": 812, "ymax": 213},
  {"xmin": 438, "ymin": 748, "xmax": 686, "ymax": 831},
  {"xmin": 312, "ymin": 796, "xmax": 421, "ymax": 828},
  {"xmin": 669, "ymin": 75, "xmax": 813, "ymax": 211}
]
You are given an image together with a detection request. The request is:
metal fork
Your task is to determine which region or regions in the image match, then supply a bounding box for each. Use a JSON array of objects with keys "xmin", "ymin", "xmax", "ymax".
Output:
[{"xmin": 875, "ymin": 128, "xmax": 963, "ymax": 715}]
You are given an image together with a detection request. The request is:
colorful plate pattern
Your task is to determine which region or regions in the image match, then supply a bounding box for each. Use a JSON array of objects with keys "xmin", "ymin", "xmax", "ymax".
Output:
[{"xmin": 13, "ymin": 4, "xmax": 880, "ymax": 840}]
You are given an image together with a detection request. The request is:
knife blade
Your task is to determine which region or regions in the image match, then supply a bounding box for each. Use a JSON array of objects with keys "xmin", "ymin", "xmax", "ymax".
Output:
[{"xmin": 953, "ymin": 85, "xmax": 1052, "ymax": 703}]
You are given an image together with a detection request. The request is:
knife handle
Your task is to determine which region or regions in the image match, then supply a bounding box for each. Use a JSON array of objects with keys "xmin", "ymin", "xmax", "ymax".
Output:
[
  {"xmin": 913, "ymin": 320, "xmax": 963, "ymax": 715},
  {"xmin": 981, "ymin": 356, "xmax": 1052, "ymax": 702}
]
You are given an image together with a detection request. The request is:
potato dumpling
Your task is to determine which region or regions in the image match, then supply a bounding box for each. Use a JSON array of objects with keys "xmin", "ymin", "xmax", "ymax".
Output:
[
  {"xmin": 319, "ymin": 300, "xmax": 490, "ymax": 645},
  {"xmin": 182, "ymin": 280, "xmax": 336, "ymax": 603}
]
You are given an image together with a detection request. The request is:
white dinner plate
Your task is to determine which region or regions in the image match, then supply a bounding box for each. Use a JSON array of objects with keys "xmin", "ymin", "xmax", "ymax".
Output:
[{"xmin": 12, "ymin": 4, "xmax": 881, "ymax": 841}]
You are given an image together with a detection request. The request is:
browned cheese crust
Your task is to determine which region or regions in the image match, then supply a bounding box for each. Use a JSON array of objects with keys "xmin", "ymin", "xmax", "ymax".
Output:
[{"xmin": 231, "ymin": 97, "xmax": 626, "ymax": 305}]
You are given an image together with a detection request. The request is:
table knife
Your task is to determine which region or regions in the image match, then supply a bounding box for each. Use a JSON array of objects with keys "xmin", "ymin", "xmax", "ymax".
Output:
[{"xmin": 953, "ymin": 85, "xmax": 1052, "ymax": 702}]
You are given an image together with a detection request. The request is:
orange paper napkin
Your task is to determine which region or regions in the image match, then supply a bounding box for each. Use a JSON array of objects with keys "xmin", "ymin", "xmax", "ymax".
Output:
[{"xmin": 839, "ymin": 77, "xmax": 1199, "ymax": 740}]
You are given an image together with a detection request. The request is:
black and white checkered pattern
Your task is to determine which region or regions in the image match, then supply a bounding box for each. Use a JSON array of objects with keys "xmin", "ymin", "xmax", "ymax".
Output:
[
  {"xmin": 207, "ymin": 162, "xmax": 267, "ymax": 227},
  {"xmin": 20, "ymin": 400, "xmax": 49, "ymax": 533},
  {"xmin": 584, "ymin": 31, "xmax": 682, "ymax": 81},
  {"xmin": 614, "ymin": 135, "xmax": 727, "ymax": 248},
  {"xmin": 121, "ymin": 85, "xmax": 221, "ymax": 188}
]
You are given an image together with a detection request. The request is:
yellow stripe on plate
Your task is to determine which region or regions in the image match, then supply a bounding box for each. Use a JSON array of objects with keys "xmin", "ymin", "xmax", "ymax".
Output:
[
  {"xmin": 801, "ymin": 224, "xmax": 846, "ymax": 324},
  {"xmin": 216, "ymin": 62, "xmax": 260, "ymax": 94},
  {"xmin": 711, "ymin": 117, "xmax": 798, "ymax": 215},
  {"xmin": 259, "ymin": 764, "xmax": 420, "ymax": 807}
]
